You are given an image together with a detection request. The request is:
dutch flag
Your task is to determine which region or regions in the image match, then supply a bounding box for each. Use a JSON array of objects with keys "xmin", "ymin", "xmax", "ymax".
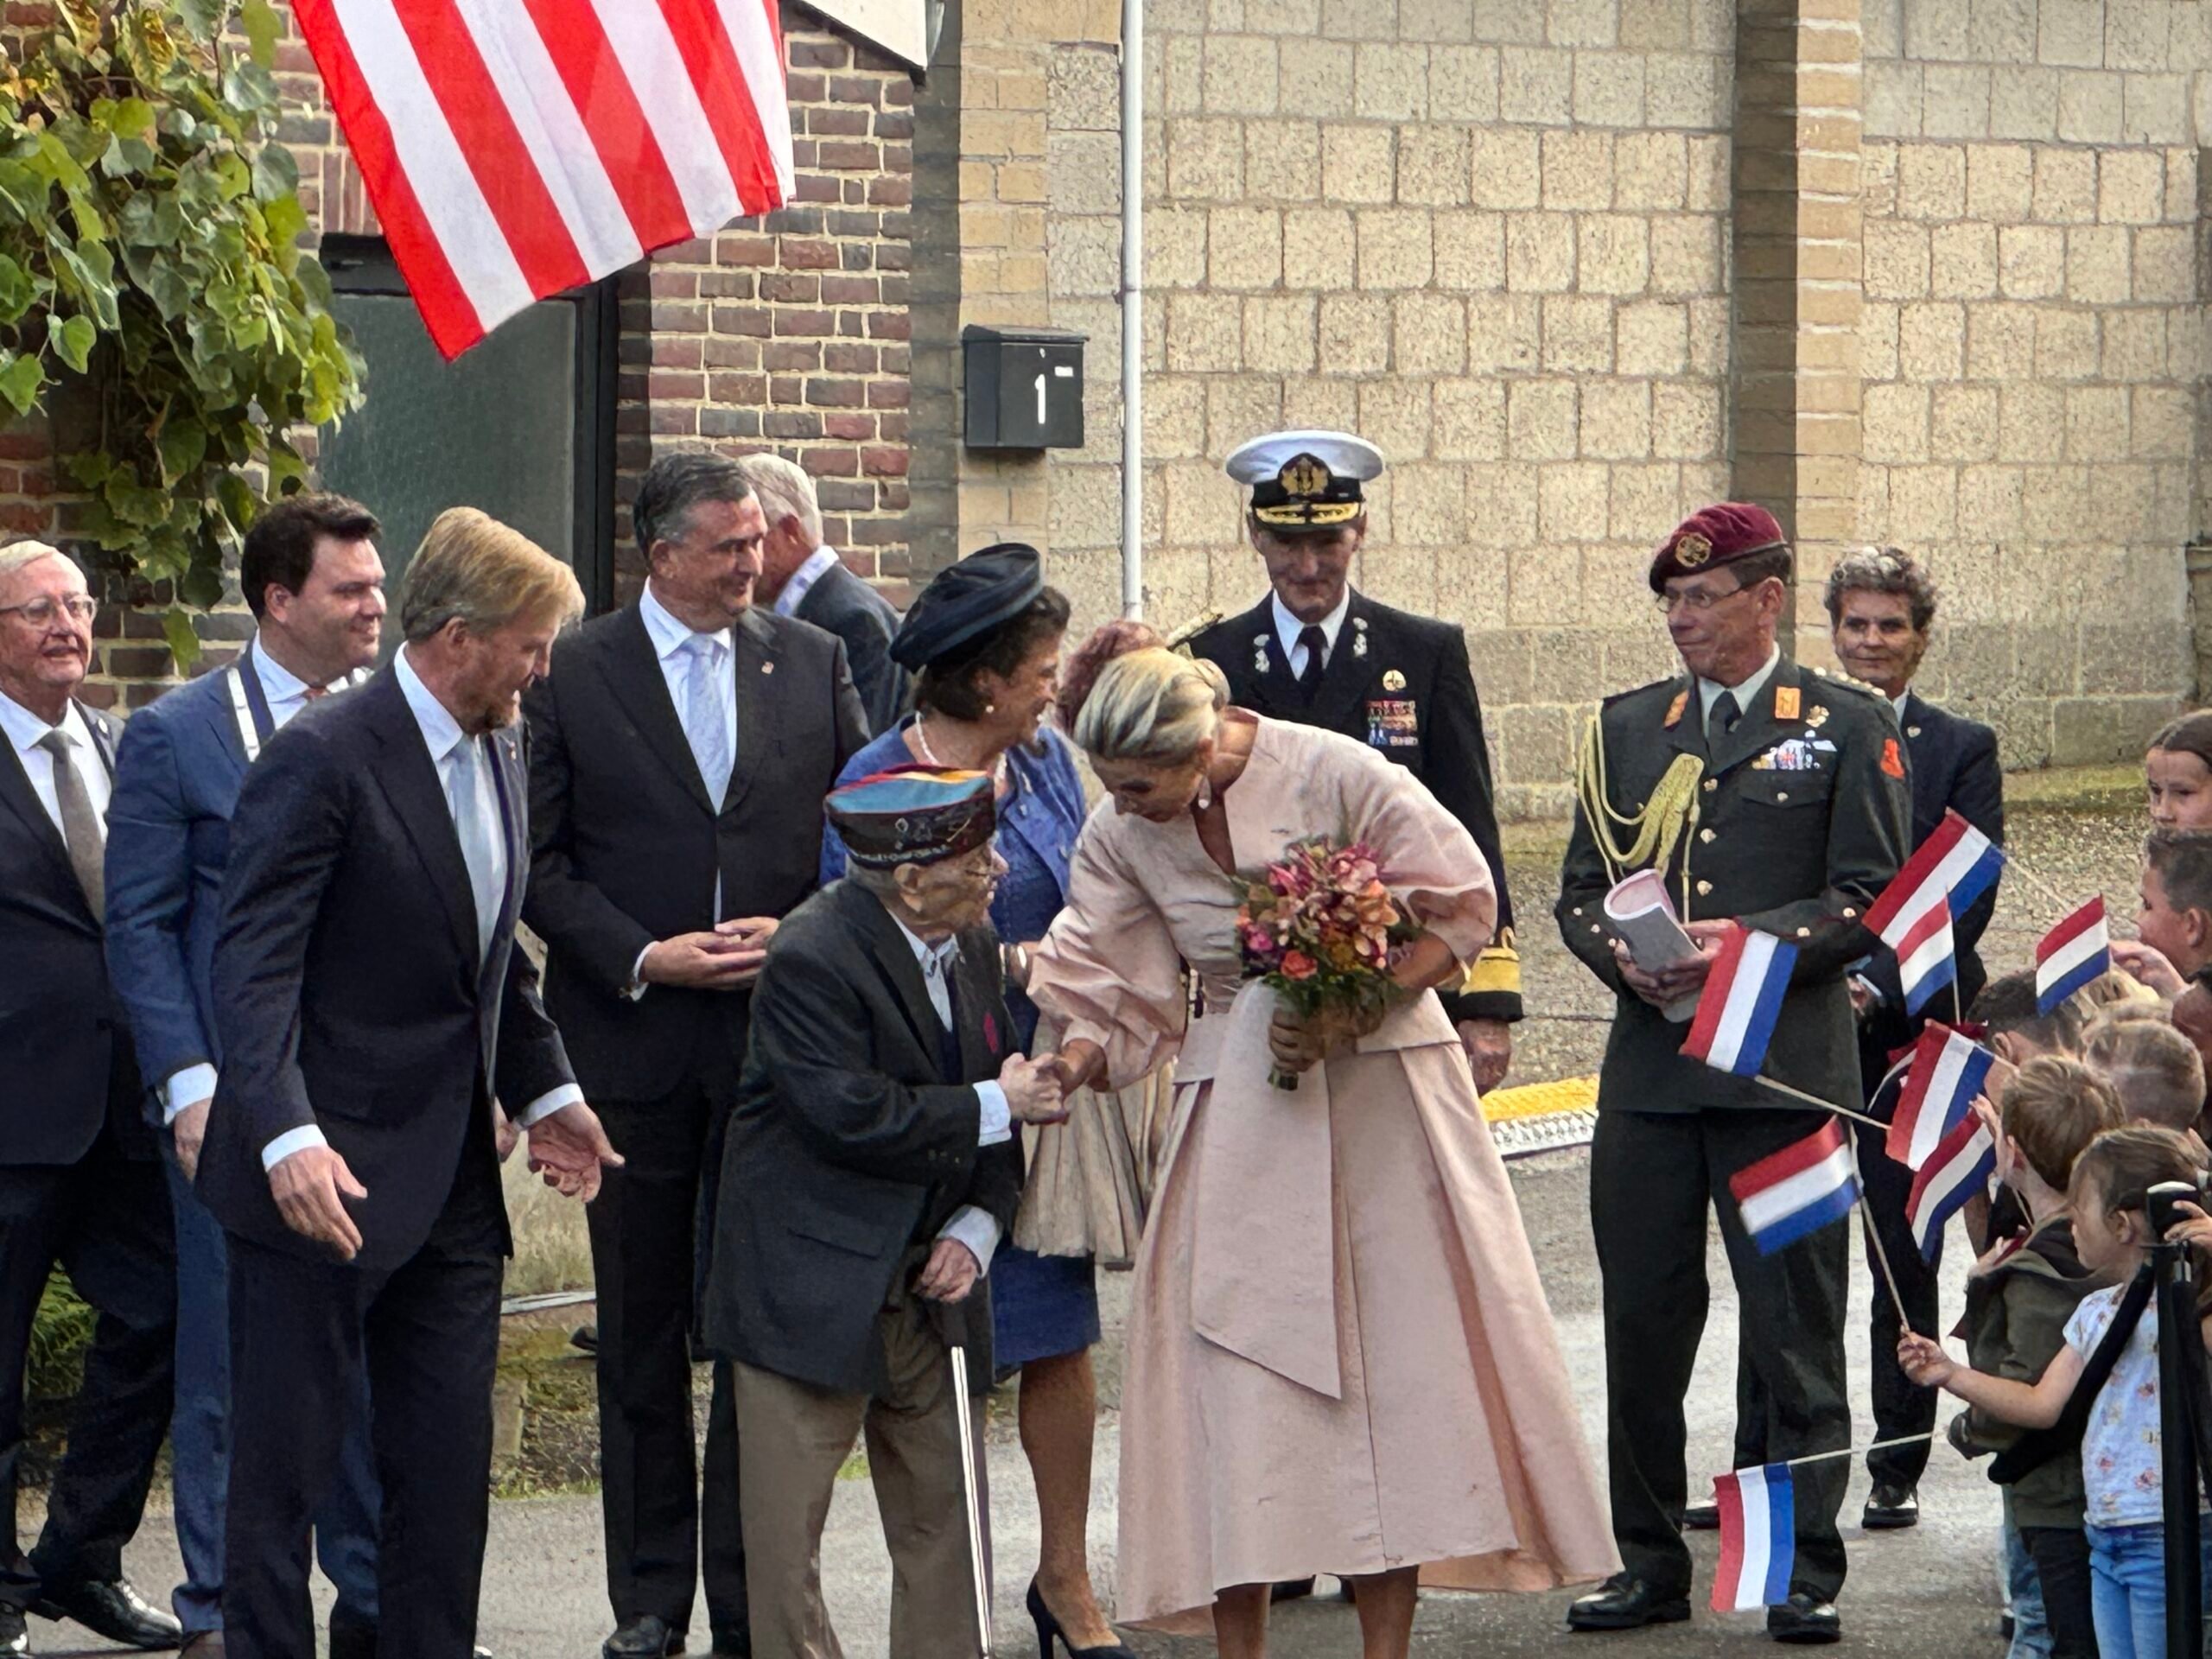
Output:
[
  {"xmin": 1863, "ymin": 809, "xmax": 2005, "ymax": 1014},
  {"xmin": 1730, "ymin": 1118, "xmax": 1863, "ymax": 1255},
  {"xmin": 2035, "ymin": 898, "xmax": 2111, "ymax": 1015},
  {"xmin": 1711, "ymin": 1463, "xmax": 1796, "ymax": 1611},
  {"xmin": 1681, "ymin": 925, "xmax": 1798, "ymax": 1077},
  {"xmin": 1886, "ymin": 1022, "xmax": 1996, "ymax": 1173},
  {"xmin": 1907, "ymin": 1113, "xmax": 1997, "ymax": 1261}
]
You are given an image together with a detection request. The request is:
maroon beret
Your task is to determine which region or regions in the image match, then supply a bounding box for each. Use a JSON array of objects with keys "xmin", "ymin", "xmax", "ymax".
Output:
[{"xmin": 1648, "ymin": 502, "xmax": 1789, "ymax": 592}]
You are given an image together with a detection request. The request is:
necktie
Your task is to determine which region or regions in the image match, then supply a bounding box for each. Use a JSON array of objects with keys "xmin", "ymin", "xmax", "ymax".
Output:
[
  {"xmin": 1295, "ymin": 624, "xmax": 1328, "ymax": 705},
  {"xmin": 681, "ymin": 634, "xmax": 733, "ymax": 807},
  {"xmin": 445, "ymin": 737, "xmax": 504, "ymax": 963},
  {"xmin": 36, "ymin": 728, "xmax": 103, "ymax": 913},
  {"xmin": 1709, "ymin": 690, "xmax": 1742, "ymax": 738},
  {"xmin": 924, "ymin": 944, "xmax": 962, "ymax": 1077}
]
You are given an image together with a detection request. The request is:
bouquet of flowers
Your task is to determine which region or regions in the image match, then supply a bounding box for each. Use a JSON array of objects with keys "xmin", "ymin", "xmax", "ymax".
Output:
[{"xmin": 1236, "ymin": 836, "xmax": 1418, "ymax": 1090}]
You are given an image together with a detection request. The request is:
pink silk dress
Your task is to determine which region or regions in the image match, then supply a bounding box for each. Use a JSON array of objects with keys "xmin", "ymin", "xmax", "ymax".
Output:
[{"xmin": 1028, "ymin": 717, "xmax": 1618, "ymax": 1630}]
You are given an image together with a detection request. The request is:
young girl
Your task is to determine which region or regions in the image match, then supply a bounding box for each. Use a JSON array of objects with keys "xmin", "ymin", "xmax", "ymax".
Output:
[
  {"xmin": 2147, "ymin": 713, "xmax": 2212, "ymax": 830},
  {"xmin": 1901, "ymin": 1126, "xmax": 2212, "ymax": 1659}
]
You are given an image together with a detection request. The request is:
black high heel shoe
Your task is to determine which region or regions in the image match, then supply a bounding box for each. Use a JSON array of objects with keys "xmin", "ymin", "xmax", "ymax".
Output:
[{"xmin": 1027, "ymin": 1579, "xmax": 1137, "ymax": 1659}]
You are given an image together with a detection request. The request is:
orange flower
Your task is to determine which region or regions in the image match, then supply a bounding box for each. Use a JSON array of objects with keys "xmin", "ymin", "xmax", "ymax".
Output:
[{"xmin": 1281, "ymin": 950, "xmax": 1318, "ymax": 981}]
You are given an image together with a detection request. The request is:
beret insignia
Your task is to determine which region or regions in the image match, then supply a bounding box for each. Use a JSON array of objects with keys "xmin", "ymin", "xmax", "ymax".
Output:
[{"xmin": 1675, "ymin": 531, "xmax": 1713, "ymax": 569}]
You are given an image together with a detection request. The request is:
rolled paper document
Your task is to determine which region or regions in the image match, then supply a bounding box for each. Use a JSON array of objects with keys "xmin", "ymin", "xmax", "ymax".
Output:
[{"xmin": 1605, "ymin": 868, "xmax": 1704, "ymax": 1022}]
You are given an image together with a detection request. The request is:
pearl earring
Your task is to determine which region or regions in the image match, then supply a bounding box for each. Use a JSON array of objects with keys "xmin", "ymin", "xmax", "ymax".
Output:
[
  {"xmin": 984, "ymin": 702, "xmax": 997, "ymax": 715},
  {"xmin": 1196, "ymin": 777, "xmax": 1214, "ymax": 810}
]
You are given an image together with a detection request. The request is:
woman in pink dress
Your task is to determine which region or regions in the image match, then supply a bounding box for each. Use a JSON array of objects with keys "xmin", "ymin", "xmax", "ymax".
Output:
[{"xmin": 1029, "ymin": 646, "xmax": 1615, "ymax": 1658}]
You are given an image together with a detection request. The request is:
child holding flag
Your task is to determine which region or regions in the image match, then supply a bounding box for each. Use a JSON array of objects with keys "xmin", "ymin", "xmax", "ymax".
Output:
[
  {"xmin": 1945, "ymin": 1059, "xmax": 2120, "ymax": 1659},
  {"xmin": 1902, "ymin": 1126, "xmax": 2212, "ymax": 1659}
]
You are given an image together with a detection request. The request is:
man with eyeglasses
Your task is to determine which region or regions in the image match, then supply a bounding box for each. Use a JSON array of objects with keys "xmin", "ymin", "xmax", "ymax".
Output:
[
  {"xmin": 1555, "ymin": 504, "xmax": 1909, "ymax": 1646},
  {"xmin": 0, "ymin": 541, "xmax": 184, "ymax": 1656}
]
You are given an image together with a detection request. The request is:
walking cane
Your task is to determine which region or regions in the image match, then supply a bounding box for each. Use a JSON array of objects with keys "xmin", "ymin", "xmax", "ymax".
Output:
[{"xmin": 950, "ymin": 1339, "xmax": 994, "ymax": 1657}]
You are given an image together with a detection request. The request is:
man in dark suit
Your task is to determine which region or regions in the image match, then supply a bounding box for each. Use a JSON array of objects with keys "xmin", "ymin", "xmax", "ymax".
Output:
[
  {"xmin": 198, "ymin": 510, "xmax": 621, "ymax": 1659},
  {"xmin": 741, "ymin": 452, "xmax": 909, "ymax": 734},
  {"xmin": 698, "ymin": 768, "xmax": 1053, "ymax": 1659},
  {"xmin": 0, "ymin": 541, "xmax": 181, "ymax": 1656},
  {"xmin": 1556, "ymin": 504, "xmax": 1909, "ymax": 1643},
  {"xmin": 1188, "ymin": 429, "xmax": 1521, "ymax": 1095},
  {"xmin": 105, "ymin": 493, "xmax": 391, "ymax": 1659},
  {"xmin": 523, "ymin": 453, "xmax": 868, "ymax": 1659}
]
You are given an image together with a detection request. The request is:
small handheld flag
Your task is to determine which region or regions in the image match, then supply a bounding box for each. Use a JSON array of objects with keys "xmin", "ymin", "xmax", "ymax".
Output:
[
  {"xmin": 2035, "ymin": 898, "xmax": 2111, "ymax": 1015},
  {"xmin": 1906, "ymin": 1113, "xmax": 1997, "ymax": 1261},
  {"xmin": 1864, "ymin": 808, "xmax": 2005, "ymax": 937},
  {"xmin": 1711, "ymin": 1463, "xmax": 1796, "ymax": 1611},
  {"xmin": 1731, "ymin": 1119, "xmax": 1862, "ymax": 1255},
  {"xmin": 1681, "ymin": 925, "xmax": 1798, "ymax": 1077},
  {"xmin": 1887, "ymin": 1022, "xmax": 1995, "ymax": 1173}
]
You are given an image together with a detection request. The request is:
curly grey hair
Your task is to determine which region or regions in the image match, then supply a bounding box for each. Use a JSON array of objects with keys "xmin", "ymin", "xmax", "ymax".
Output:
[{"xmin": 1823, "ymin": 544, "xmax": 1937, "ymax": 632}]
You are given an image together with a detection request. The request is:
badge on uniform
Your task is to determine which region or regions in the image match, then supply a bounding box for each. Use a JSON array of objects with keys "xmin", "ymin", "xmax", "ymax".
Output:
[
  {"xmin": 1366, "ymin": 697, "xmax": 1419, "ymax": 748},
  {"xmin": 1351, "ymin": 617, "xmax": 1370, "ymax": 659},
  {"xmin": 1750, "ymin": 736, "xmax": 1836, "ymax": 772},
  {"xmin": 1382, "ymin": 668, "xmax": 1407, "ymax": 691},
  {"xmin": 1882, "ymin": 737, "xmax": 1905, "ymax": 779},
  {"xmin": 1252, "ymin": 632, "xmax": 1270, "ymax": 675},
  {"xmin": 1664, "ymin": 690, "xmax": 1688, "ymax": 729},
  {"xmin": 1773, "ymin": 685, "xmax": 1800, "ymax": 721},
  {"xmin": 1806, "ymin": 704, "xmax": 1829, "ymax": 729}
]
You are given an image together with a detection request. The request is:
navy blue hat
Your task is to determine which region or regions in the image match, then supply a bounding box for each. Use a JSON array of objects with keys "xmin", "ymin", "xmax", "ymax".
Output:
[{"xmin": 890, "ymin": 543, "xmax": 1045, "ymax": 671}]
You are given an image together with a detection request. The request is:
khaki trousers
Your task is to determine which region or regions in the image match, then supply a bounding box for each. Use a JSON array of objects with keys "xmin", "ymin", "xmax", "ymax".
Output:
[{"xmin": 733, "ymin": 1302, "xmax": 983, "ymax": 1659}]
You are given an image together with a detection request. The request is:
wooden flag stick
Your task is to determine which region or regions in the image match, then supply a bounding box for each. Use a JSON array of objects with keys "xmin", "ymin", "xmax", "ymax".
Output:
[
  {"xmin": 1748, "ymin": 1072, "xmax": 1890, "ymax": 1134},
  {"xmin": 1858, "ymin": 1188, "xmax": 1917, "ymax": 1338},
  {"xmin": 1775, "ymin": 1431, "xmax": 1937, "ymax": 1471},
  {"xmin": 1995, "ymin": 843, "xmax": 2076, "ymax": 915}
]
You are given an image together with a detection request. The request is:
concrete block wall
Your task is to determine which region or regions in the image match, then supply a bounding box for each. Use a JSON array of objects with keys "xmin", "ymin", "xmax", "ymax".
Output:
[
  {"xmin": 1135, "ymin": 0, "xmax": 1741, "ymax": 819},
  {"xmin": 1855, "ymin": 0, "xmax": 2200, "ymax": 766}
]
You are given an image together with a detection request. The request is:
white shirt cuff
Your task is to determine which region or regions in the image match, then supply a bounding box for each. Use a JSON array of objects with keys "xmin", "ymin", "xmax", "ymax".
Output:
[
  {"xmin": 938, "ymin": 1204, "xmax": 1002, "ymax": 1276},
  {"xmin": 164, "ymin": 1064, "xmax": 218, "ymax": 1125},
  {"xmin": 975, "ymin": 1080, "xmax": 1011, "ymax": 1147},
  {"xmin": 625, "ymin": 943, "xmax": 652, "ymax": 1001},
  {"xmin": 261, "ymin": 1124, "xmax": 327, "ymax": 1172},
  {"xmin": 517, "ymin": 1084, "xmax": 584, "ymax": 1129}
]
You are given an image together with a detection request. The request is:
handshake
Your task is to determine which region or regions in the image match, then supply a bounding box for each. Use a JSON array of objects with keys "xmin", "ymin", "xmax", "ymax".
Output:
[{"xmin": 996, "ymin": 1042, "xmax": 1105, "ymax": 1127}]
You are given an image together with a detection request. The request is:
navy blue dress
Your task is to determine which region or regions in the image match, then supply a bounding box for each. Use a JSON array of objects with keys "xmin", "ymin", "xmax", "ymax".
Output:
[{"xmin": 822, "ymin": 718, "xmax": 1101, "ymax": 1366}]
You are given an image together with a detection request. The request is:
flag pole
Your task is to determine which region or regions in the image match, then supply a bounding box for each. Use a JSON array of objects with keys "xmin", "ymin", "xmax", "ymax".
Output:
[
  {"xmin": 1996, "ymin": 843, "xmax": 2075, "ymax": 914},
  {"xmin": 1854, "ymin": 1166, "xmax": 1917, "ymax": 1336},
  {"xmin": 1749, "ymin": 1073, "xmax": 1891, "ymax": 1133},
  {"xmin": 1774, "ymin": 1430, "xmax": 1937, "ymax": 1471}
]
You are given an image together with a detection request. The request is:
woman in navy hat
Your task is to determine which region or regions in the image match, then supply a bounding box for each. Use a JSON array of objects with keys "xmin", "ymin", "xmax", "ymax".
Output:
[{"xmin": 819, "ymin": 545, "xmax": 1130, "ymax": 1657}]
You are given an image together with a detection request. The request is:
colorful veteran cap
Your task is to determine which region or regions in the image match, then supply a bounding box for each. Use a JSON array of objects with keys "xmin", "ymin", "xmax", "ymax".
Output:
[
  {"xmin": 1226, "ymin": 429, "xmax": 1383, "ymax": 529},
  {"xmin": 1648, "ymin": 502, "xmax": 1789, "ymax": 592},
  {"xmin": 891, "ymin": 542, "xmax": 1046, "ymax": 671},
  {"xmin": 826, "ymin": 766, "xmax": 996, "ymax": 870}
]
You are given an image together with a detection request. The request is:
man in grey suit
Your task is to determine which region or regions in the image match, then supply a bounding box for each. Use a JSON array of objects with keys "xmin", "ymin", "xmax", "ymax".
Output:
[{"xmin": 739, "ymin": 454, "xmax": 909, "ymax": 734}]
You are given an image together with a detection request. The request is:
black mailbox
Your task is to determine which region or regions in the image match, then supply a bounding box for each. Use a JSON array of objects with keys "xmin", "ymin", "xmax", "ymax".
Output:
[{"xmin": 962, "ymin": 324, "xmax": 1086, "ymax": 449}]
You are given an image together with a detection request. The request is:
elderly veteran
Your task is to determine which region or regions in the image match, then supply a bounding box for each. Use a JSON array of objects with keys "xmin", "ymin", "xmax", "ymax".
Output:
[
  {"xmin": 818, "ymin": 547, "xmax": 1130, "ymax": 1656},
  {"xmin": 1185, "ymin": 429, "xmax": 1522, "ymax": 1103},
  {"xmin": 1556, "ymin": 504, "xmax": 1909, "ymax": 1644},
  {"xmin": 702, "ymin": 767, "xmax": 1061, "ymax": 1659}
]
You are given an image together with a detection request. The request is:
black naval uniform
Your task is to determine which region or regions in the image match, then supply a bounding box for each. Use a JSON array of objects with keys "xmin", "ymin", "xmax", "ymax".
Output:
[
  {"xmin": 1190, "ymin": 591, "xmax": 1521, "ymax": 1023},
  {"xmin": 1556, "ymin": 658, "xmax": 1909, "ymax": 1605}
]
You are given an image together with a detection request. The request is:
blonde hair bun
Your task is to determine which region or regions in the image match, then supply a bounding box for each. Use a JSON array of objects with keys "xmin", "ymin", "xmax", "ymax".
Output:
[{"xmin": 1073, "ymin": 645, "xmax": 1228, "ymax": 762}]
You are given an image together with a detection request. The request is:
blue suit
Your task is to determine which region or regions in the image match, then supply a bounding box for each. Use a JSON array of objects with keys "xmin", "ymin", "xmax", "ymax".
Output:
[{"xmin": 103, "ymin": 647, "xmax": 382, "ymax": 1641}]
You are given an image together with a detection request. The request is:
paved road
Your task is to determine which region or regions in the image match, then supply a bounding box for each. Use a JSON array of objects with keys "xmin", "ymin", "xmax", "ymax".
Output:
[{"xmin": 25, "ymin": 1152, "xmax": 2013, "ymax": 1658}]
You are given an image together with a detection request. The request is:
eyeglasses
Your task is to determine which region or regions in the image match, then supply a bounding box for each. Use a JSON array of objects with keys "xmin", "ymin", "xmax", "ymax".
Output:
[
  {"xmin": 0, "ymin": 594, "xmax": 96, "ymax": 627},
  {"xmin": 1655, "ymin": 584, "xmax": 1750, "ymax": 614}
]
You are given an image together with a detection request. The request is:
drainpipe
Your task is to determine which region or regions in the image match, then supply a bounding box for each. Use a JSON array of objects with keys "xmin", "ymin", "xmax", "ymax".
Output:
[{"xmin": 1119, "ymin": 0, "xmax": 1144, "ymax": 619}]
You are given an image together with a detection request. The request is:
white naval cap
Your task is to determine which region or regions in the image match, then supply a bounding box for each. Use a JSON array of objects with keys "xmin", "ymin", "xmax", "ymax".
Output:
[{"xmin": 1224, "ymin": 429, "xmax": 1384, "ymax": 527}]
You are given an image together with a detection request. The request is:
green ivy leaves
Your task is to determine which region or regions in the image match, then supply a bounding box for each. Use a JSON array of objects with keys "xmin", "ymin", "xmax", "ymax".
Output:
[{"xmin": 0, "ymin": 0, "xmax": 364, "ymax": 666}]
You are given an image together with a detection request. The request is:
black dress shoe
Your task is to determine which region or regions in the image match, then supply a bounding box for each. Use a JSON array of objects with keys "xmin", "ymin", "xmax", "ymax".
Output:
[
  {"xmin": 1861, "ymin": 1482, "xmax": 1919, "ymax": 1529},
  {"xmin": 1268, "ymin": 1578, "xmax": 1315, "ymax": 1603},
  {"xmin": 605, "ymin": 1614, "xmax": 685, "ymax": 1658},
  {"xmin": 1567, "ymin": 1573, "xmax": 1692, "ymax": 1632},
  {"xmin": 0, "ymin": 1601, "xmax": 23, "ymax": 1657},
  {"xmin": 1766, "ymin": 1592, "xmax": 1841, "ymax": 1644},
  {"xmin": 30, "ymin": 1577, "xmax": 181, "ymax": 1649},
  {"xmin": 1681, "ymin": 1500, "xmax": 1721, "ymax": 1531}
]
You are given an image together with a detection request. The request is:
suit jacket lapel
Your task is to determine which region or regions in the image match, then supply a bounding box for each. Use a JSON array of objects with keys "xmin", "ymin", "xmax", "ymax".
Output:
[
  {"xmin": 80, "ymin": 702, "xmax": 117, "ymax": 780},
  {"xmin": 723, "ymin": 608, "xmax": 777, "ymax": 818},
  {"xmin": 602, "ymin": 602, "xmax": 717, "ymax": 817},
  {"xmin": 950, "ymin": 931, "xmax": 999, "ymax": 1082},
  {"xmin": 484, "ymin": 725, "xmax": 529, "ymax": 984},
  {"xmin": 0, "ymin": 728, "xmax": 73, "ymax": 880},
  {"xmin": 1662, "ymin": 673, "xmax": 1707, "ymax": 765},
  {"xmin": 365, "ymin": 674, "xmax": 479, "ymax": 972},
  {"xmin": 1308, "ymin": 590, "xmax": 1374, "ymax": 733},
  {"xmin": 849, "ymin": 887, "xmax": 952, "ymax": 1078}
]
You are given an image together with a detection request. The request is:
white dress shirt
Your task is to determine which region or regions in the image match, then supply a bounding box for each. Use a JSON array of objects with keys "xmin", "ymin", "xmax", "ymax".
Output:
[
  {"xmin": 628, "ymin": 582, "xmax": 738, "ymax": 989},
  {"xmin": 772, "ymin": 545, "xmax": 842, "ymax": 618},
  {"xmin": 889, "ymin": 913, "xmax": 1009, "ymax": 1274},
  {"xmin": 0, "ymin": 686, "xmax": 109, "ymax": 834},
  {"xmin": 1272, "ymin": 588, "xmax": 1352, "ymax": 680},
  {"xmin": 163, "ymin": 635, "xmax": 339, "ymax": 1122},
  {"xmin": 1695, "ymin": 645, "xmax": 1782, "ymax": 734},
  {"xmin": 261, "ymin": 646, "xmax": 582, "ymax": 1171}
]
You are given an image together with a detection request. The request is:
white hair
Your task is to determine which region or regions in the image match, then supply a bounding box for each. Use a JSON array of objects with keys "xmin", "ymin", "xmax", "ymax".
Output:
[
  {"xmin": 0, "ymin": 539, "xmax": 74, "ymax": 585},
  {"xmin": 734, "ymin": 453, "xmax": 823, "ymax": 548}
]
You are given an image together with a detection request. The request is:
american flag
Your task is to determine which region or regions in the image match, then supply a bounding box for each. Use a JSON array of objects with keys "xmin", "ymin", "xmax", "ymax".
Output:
[{"xmin": 295, "ymin": 0, "xmax": 795, "ymax": 359}]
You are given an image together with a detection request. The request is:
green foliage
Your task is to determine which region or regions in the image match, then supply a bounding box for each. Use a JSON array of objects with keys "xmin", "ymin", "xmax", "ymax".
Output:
[
  {"xmin": 0, "ymin": 0, "xmax": 362, "ymax": 660},
  {"xmin": 28, "ymin": 1271, "xmax": 91, "ymax": 1402}
]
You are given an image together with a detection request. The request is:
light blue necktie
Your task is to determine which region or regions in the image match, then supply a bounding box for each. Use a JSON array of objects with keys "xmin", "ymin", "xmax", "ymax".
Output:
[
  {"xmin": 681, "ymin": 633, "xmax": 733, "ymax": 807},
  {"xmin": 445, "ymin": 736, "xmax": 504, "ymax": 963}
]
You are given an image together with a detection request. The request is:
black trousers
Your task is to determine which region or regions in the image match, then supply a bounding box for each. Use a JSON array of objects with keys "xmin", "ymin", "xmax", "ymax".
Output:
[
  {"xmin": 1730, "ymin": 1109, "xmax": 1941, "ymax": 1490},
  {"xmin": 222, "ymin": 1150, "xmax": 505, "ymax": 1659},
  {"xmin": 1592, "ymin": 1107, "xmax": 1852, "ymax": 1602},
  {"xmin": 0, "ymin": 1129, "xmax": 175, "ymax": 1610},
  {"xmin": 588, "ymin": 1082, "xmax": 746, "ymax": 1644},
  {"xmin": 2019, "ymin": 1525, "xmax": 2097, "ymax": 1658}
]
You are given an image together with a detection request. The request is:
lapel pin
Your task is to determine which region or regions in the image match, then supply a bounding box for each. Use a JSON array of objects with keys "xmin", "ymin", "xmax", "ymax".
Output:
[
  {"xmin": 1382, "ymin": 668, "xmax": 1407, "ymax": 691},
  {"xmin": 1907, "ymin": 724, "xmax": 1921, "ymax": 738},
  {"xmin": 760, "ymin": 661, "xmax": 774, "ymax": 675},
  {"xmin": 1351, "ymin": 631, "xmax": 1369, "ymax": 659}
]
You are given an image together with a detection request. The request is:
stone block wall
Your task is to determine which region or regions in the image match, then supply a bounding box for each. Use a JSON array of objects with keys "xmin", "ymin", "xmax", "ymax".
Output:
[
  {"xmin": 1135, "ymin": 0, "xmax": 1740, "ymax": 818},
  {"xmin": 1856, "ymin": 0, "xmax": 2202, "ymax": 766}
]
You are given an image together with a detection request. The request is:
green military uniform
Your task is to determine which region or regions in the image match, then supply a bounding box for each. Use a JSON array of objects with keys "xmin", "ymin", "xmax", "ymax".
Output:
[{"xmin": 1557, "ymin": 657, "xmax": 1910, "ymax": 1609}]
